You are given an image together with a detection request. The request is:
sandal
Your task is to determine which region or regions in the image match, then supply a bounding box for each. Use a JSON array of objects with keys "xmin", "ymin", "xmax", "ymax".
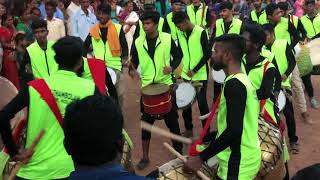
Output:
[
  {"xmin": 137, "ymin": 158, "xmax": 150, "ymax": 170},
  {"xmin": 290, "ymin": 142, "xmax": 300, "ymax": 154}
]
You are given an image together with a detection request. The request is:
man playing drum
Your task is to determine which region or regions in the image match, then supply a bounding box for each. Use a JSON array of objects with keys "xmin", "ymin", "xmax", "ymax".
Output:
[
  {"xmin": 129, "ymin": 10, "xmax": 183, "ymax": 170},
  {"xmin": 172, "ymin": 12, "xmax": 209, "ymax": 137},
  {"xmin": 208, "ymin": 1, "xmax": 244, "ymax": 103},
  {"xmin": 242, "ymin": 23, "xmax": 290, "ymax": 179},
  {"xmin": 0, "ymin": 37, "xmax": 100, "ymax": 179},
  {"xmin": 263, "ymin": 24, "xmax": 300, "ymax": 154},
  {"xmin": 186, "ymin": 34, "xmax": 261, "ymax": 180},
  {"xmin": 299, "ymin": 0, "xmax": 320, "ymax": 109}
]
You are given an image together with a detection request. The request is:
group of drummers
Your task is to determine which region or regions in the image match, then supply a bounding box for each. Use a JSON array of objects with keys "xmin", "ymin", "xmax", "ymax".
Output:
[{"xmin": 0, "ymin": 0, "xmax": 320, "ymax": 179}]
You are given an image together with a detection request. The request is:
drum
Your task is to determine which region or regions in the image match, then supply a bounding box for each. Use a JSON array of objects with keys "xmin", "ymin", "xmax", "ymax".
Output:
[
  {"xmin": 294, "ymin": 43, "xmax": 313, "ymax": 77},
  {"xmin": 0, "ymin": 76, "xmax": 27, "ymax": 179},
  {"xmin": 107, "ymin": 67, "xmax": 117, "ymax": 85},
  {"xmin": 308, "ymin": 38, "xmax": 320, "ymax": 66},
  {"xmin": 141, "ymin": 84, "xmax": 172, "ymax": 117},
  {"xmin": 147, "ymin": 157, "xmax": 217, "ymax": 180},
  {"xmin": 211, "ymin": 70, "xmax": 226, "ymax": 84},
  {"xmin": 277, "ymin": 91, "xmax": 286, "ymax": 112},
  {"xmin": 258, "ymin": 116, "xmax": 284, "ymax": 177},
  {"xmin": 176, "ymin": 82, "xmax": 196, "ymax": 109}
]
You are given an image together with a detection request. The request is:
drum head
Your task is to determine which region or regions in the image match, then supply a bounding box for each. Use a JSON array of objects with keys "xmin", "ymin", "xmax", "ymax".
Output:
[
  {"xmin": 308, "ymin": 38, "xmax": 320, "ymax": 66},
  {"xmin": 212, "ymin": 70, "xmax": 226, "ymax": 84},
  {"xmin": 176, "ymin": 82, "xmax": 196, "ymax": 109},
  {"xmin": 107, "ymin": 67, "xmax": 117, "ymax": 85},
  {"xmin": 142, "ymin": 84, "xmax": 170, "ymax": 96},
  {"xmin": 277, "ymin": 91, "xmax": 286, "ymax": 111}
]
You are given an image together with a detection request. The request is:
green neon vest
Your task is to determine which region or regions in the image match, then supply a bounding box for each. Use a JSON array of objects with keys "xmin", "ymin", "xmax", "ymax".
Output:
[
  {"xmin": 91, "ymin": 23, "xmax": 122, "ymax": 71},
  {"xmin": 17, "ymin": 70, "xmax": 95, "ymax": 179},
  {"xmin": 274, "ymin": 17, "xmax": 291, "ymax": 45},
  {"xmin": 186, "ymin": 3, "xmax": 208, "ymax": 27},
  {"xmin": 26, "ymin": 41, "xmax": 58, "ymax": 79},
  {"xmin": 166, "ymin": 12, "xmax": 181, "ymax": 41},
  {"xmin": 216, "ymin": 73, "xmax": 261, "ymax": 180},
  {"xmin": 271, "ymin": 39, "xmax": 291, "ymax": 88},
  {"xmin": 288, "ymin": 14, "xmax": 299, "ymax": 29},
  {"xmin": 241, "ymin": 58, "xmax": 277, "ymax": 124},
  {"xmin": 300, "ymin": 13, "xmax": 320, "ymax": 39},
  {"xmin": 177, "ymin": 25, "xmax": 207, "ymax": 81},
  {"xmin": 139, "ymin": 17, "xmax": 164, "ymax": 37},
  {"xmin": 250, "ymin": 10, "xmax": 268, "ymax": 25},
  {"xmin": 215, "ymin": 18, "xmax": 242, "ymax": 37},
  {"xmin": 134, "ymin": 32, "xmax": 173, "ymax": 87}
]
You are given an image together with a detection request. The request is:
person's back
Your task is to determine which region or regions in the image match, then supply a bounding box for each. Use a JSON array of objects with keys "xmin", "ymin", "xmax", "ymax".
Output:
[
  {"xmin": 63, "ymin": 95, "xmax": 153, "ymax": 180},
  {"xmin": 18, "ymin": 70, "xmax": 95, "ymax": 179}
]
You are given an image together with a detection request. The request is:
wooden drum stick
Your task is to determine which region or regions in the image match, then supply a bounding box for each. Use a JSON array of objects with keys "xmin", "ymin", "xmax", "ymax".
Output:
[
  {"xmin": 8, "ymin": 129, "xmax": 45, "ymax": 180},
  {"xmin": 141, "ymin": 121, "xmax": 192, "ymax": 144},
  {"xmin": 163, "ymin": 142, "xmax": 210, "ymax": 180}
]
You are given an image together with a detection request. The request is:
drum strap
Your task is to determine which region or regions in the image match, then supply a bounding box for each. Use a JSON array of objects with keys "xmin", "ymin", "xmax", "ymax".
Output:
[
  {"xmin": 28, "ymin": 79, "xmax": 63, "ymax": 126},
  {"xmin": 189, "ymin": 93, "xmax": 222, "ymax": 156},
  {"xmin": 87, "ymin": 58, "xmax": 107, "ymax": 95},
  {"xmin": 259, "ymin": 61, "xmax": 270, "ymax": 111}
]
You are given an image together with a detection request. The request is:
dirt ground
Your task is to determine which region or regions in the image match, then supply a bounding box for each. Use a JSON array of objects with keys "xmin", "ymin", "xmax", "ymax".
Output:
[{"xmin": 122, "ymin": 71, "xmax": 320, "ymax": 179}]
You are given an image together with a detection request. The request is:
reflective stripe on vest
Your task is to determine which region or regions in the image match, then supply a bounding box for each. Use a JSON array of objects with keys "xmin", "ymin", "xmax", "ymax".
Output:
[
  {"xmin": 27, "ymin": 41, "xmax": 58, "ymax": 79},
  {"xmin": 134, "ymin": 32, "xmax": 173, "ymax": 87},
  {"xmin": 216, "ymin": 73, "xmax": 261, "ymax": 180},
  {"xmin": 250, "ymin": 10, "xmax": 268, "ymax": 25},
  {"xmin": 178, "ymin": 25, "xmax": 207, "ymax": 81},
  {"xmin": 186, "ymin": 3, "xmax": 208, "ymax": 27},
  {"xmin": 275, "ymin": 17, "xmax": 291, "ymax": 45},
  {"xmin": 301, "ymin": 14, "xmax": 320, "ymax": 39},
  {"xmin": 91, "ymin": 23, "xmax": 122, "ymax": 71},
  {"xmin": 215, "ymin": 18, "xmax": 242, "ymax": 37},
  {"xmin": 139, "ymin": 18, "xmax": 165, "ymax": 37}
]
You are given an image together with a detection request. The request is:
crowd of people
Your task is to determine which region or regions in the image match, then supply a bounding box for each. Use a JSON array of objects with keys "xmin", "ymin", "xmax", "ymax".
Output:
[{"xmin": 0, "ymin": 0, "xmax": 320, "ymax": 179}]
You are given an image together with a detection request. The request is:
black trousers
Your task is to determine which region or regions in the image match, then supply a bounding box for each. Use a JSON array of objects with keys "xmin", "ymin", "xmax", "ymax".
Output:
[
  {"xmin": 283, "ymin": 90, "xmax": 299, "ymax": 143},
  {"xmin": 182, "ymin": 80, "xmax": 209, "ymax": 130},
  {"xmin": 140, "ymin": 90, "xmax": 183, "ymax": 152},
  {"xmin": 301, "ymin": 73, "xmax": 314, "ymax": 98}
]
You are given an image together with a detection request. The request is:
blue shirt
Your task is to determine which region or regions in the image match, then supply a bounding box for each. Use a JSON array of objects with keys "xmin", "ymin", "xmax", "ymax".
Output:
[
  {"xmin": 71, "ymin": 9, "xmax": 97, "ymax": 41},
  {"xmin": 39, "ymin": 2, "xmax": 65, "ymax": 20},
  {"xmin": 69, "ymin": 163, "xmax": 154, "ymax": 180}
]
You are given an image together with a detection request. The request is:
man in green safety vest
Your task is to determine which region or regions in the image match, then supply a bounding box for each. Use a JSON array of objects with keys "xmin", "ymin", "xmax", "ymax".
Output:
[
  {"xmin": 263, "ymin": 24, "xmax": 300, "ymax": 154},
  {"xmin": 133, "ymin": 4, "xmax": 165, "ymax": 39},
  {"xmin": 0, "ymin": 36, "xmax": 99, "ymax": 179},
  {"xmin": 172, "ymin": 11, "xmax": 209, "ymax": 137},
  {"xmin": 299, "ymin": 0, "xmax": 320, "ymax": 109},
  {"xmin": 21, "ymin": 19, "xmax": 58, "ymax": 81},
  {"xmin": 186, "ymin": 0, "xmax": 211, "ymax": 28},
  {"xmin": 209, "ymin": 1, "xmax": 243, "ymax": 104},
  {"xmin": 129, "ymin": 10, "xmax": 183, "ymax": 170},
  {"xmin": 163, "ymin": 0, "xmax": 183, "ymax": 41},
  {"xmin": 186, "ymin": 34, "xmax": 261, "ymax": 180},
  {"xmin": 265, "ymin": 3, "xmax": 300, "ymax": 48},
  {"xmin": 83, "ymin": 3, "xmax": 128, "ymax": 108},
  {"xmin": 249, "ymin": 0, "xmax": 269, "ymax": 25}
]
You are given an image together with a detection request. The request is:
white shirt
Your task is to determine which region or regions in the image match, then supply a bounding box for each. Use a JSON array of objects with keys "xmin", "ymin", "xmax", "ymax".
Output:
[
  {"xmin": 46, "ymin": 18, "xmax": 66, "ymax": 41},
  {"xmin": 71, "ymin": 9, "xmax": 97, "ymax": 41},
  {"xmin": 67, "ymin": 1, "xmax": 81, "ymax": 35}
]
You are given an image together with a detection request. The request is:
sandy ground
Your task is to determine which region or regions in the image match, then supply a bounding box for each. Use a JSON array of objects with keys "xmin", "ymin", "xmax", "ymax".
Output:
[{"xmin": 122, "ymin": 71, "xmax": 320, "ymax": 179}]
